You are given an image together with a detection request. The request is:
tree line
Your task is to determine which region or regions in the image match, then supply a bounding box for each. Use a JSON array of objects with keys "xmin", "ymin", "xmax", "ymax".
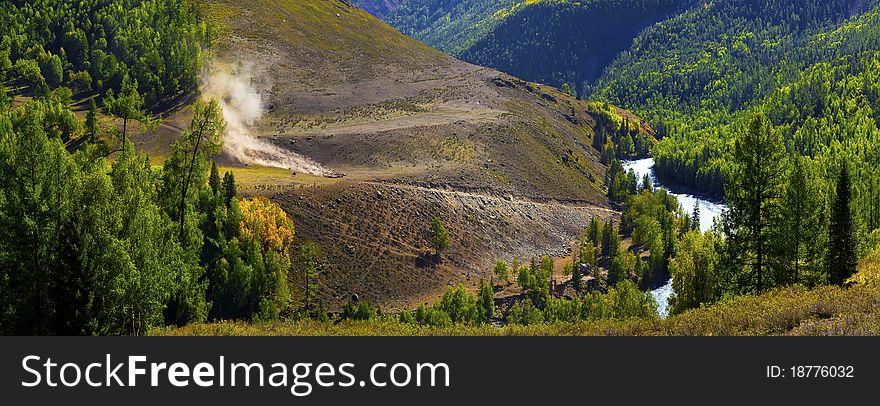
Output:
[
  {"xmin": 0, "ymin": 0, "xmax": 311, "ymax": 335},
  {"xmin": 0, "ymin": 86, "xmax": 306, "ymax": 334},
  {"xmin": 668, "ymin": 114, "xmax": 862, "ymax": 315}
]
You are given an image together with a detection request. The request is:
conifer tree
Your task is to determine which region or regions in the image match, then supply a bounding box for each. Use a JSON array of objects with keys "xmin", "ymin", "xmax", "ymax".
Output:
[
  {"xmin": 493, "ymin": 260, "xmax": 509, "ymax": 285},
  {"xmin": 601, "ymin": 220, "xmax": 620, "ymax": 259},
  {"xmin": 299, "ymin": 241, "xmax": 321, "ymax": 316},
  {"xmin": 103, "ymin": 75, "xmax": 145, "ymax": 152},
  {"xmin": 723, "ymin": 114, "xmax": 786, "ymax": 294},
  {"xmin": 642, "ymin": 173, "xmax": 653, "ymax": 193},
  {"xmin": 177, "ymin": 99, "xmax": 225, "ymax": 240},
  {"xmin": 477, "ymin": 279, "xmax": 495, "ymax": 323},
  {"xmin": 209, "ymin": 160, "xmax": 221, "ymax": 196},
  {"xmin": 85, "ymin": 99, "xmax": 99, "ymax": 142},
  {"xmin": 691, "ymin": 202, "xmax": 701, "ymax": 231},
  {"xmin": 222, "ymin": 171, "xmax": 237, "ymax": 206},
  {"xmin": 588, "ymin": 217, "xmax": 602, "ymax": 246},
  {"xmin": 827, "ymin": 162, "xmax": 857, "ymax": 286},
  {"xmin": 428, "ymin": 217, "xmax": 450, "ymax": 258},
  {"xmin": 778, "ymin": 155, "xmax": 825, "ymax": 285}
]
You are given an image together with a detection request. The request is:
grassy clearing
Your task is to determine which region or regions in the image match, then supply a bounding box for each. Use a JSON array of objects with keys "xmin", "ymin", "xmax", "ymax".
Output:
[
  {"xmin": 204, "ymin": 0, "xmax": 446, "ymax": 67},
  {"xmin": 217, "ymin": 165, "xmax": 339, "ymax": 191}
]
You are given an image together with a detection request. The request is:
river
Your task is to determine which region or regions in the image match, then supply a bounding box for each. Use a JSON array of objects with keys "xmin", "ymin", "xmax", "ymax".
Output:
[{"xmin": 622, "ymin": 158, "xmax": 728, "ymax": 317}]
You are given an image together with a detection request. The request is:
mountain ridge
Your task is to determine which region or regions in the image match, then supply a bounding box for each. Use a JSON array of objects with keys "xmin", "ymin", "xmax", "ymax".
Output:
[{"xmin": 362, "ymin": 0, "xmax": 679, "ymax": 92}]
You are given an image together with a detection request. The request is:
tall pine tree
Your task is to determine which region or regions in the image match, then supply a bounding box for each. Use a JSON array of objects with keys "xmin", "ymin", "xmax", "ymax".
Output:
[
  {"xmin": 208, "ymin": 160, "xmax": 221, "ymax": 196},
  {"xmin": 298, "ymin": 241, "xmax": 321, "ymax": 316},
  {"xmin": 103, "ymin": 75, "xmax": 145, "ymax": 152},
  {"xmin": 601, "ymin": 220, "xmax": 621, "ymax": 259},
  {"xmin": 827, "ymin": 161, "xmax": 857, "ymax": 286},
  {"xmin": 85, "ymin": 99, "xmax": 99, "ymax": 142},
  {"xmin": 723, "ymin": 114, "xmax": 786, "ymax": 294},
  {"xmin": 777, "ymin": 155, "xmax": 826, "ymax": 285}
]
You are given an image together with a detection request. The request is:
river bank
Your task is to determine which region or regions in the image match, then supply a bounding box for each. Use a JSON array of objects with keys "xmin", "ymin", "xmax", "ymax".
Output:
[{"xmin": 622, "ymin": 158, "xmax": 728, "ymax": 317}]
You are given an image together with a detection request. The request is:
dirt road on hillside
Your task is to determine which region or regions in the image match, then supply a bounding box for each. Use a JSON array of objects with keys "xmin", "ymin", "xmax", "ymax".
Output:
[{"xmin": 362, "ymin": 180, "xmax": 614, "ymax": 214}]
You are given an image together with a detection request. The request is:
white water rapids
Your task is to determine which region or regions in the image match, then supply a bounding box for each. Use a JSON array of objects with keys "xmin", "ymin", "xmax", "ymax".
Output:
[{"xmin": 622, "ymin": 158, "xmax": 728, "ymax": 318}]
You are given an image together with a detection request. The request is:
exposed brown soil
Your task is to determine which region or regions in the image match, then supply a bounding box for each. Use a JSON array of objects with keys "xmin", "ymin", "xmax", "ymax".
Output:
[{"xmin": 262, "ymin": 180, "xmax": 615, "ymax": 310}]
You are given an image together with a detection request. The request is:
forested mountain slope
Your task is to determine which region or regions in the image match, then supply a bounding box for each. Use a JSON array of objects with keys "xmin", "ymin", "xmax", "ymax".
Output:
[
  {"xmin": 595, "ymin": 0, "xmax": 879, "ymax": 136},
  {"xmin": 459, "ymin": 0, "xmax": 678, "ymax": 93},
  {"xmin": 383, "ymin": 0, "xmax": 519, "ymax": 55},
  {"xmin": 376, "ymin": 0, "xmax": 678, "ymax": 93},
  {"xmin": 351, "ymin": 0, "xmax": 404, "ymax": 18},
  {"xmin": 593, "ymin": 0, "xmax": 880, "ymax": 246}
]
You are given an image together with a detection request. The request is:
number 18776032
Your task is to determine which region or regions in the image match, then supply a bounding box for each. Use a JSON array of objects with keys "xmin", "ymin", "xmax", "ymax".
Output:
[{"xmin": 766, "ymin": 365, "xmax": 854, "ymax": 378}]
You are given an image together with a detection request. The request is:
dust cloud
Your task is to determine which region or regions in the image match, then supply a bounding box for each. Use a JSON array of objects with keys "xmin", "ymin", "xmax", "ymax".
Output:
[{"xmin": 201, "ymin": 65, "xmax": 333, "ymax": 176}]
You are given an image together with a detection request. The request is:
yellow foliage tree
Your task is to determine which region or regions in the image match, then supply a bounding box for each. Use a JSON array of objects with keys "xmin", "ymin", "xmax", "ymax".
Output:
[
  {"xmin": 237, "ymin": 196, "xmax": 295, "ymax": 319},
  {"xmin": 239, "ymin": 196, "xmax": 295, "ymax": 256}
]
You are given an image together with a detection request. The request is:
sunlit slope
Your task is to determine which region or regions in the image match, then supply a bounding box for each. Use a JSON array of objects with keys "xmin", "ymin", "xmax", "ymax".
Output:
[
  {"xmin": 201, "ymin": 0, "xmax": 448, "ymax": 87},
  {"xmin": 198, "ymin": 0, "xmax": 654, "ymax": 308},
  {"xmin": 199, "ymin": 0, "xmax": 636, "ymax": 201}
]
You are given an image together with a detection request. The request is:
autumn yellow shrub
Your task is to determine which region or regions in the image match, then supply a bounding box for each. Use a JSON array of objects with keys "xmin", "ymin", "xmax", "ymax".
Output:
[{"xmin": 239, "ymin": 196, "xmax": 295, "ymax": 256}]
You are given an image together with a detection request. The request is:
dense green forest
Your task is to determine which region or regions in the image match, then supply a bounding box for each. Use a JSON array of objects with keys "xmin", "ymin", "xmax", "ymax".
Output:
[
  {"xmin": 0, "ymin": 0, "xmax": 207, "ymax": 104},
  {"xmin": 0, "ymin": 90, "xmax": 301, "ymax": 335},
  {"xmin": 382, "ymin": 0, "xmax": 518, "ymax": 55},
  {"xmin": 378, "ymin": 0, "xmax": 676, "ymax": 93},
  {"xmin": 593, "ymin": 0, "xmax": 880, "ymax": 257},
  {"xmin": 460, "ymin": 0, "xmax": 678, "ymax": 94},
  {"xmin": 0, "ymin": 0, "xmax": 298, "ymax": 335},
  {"xmin": 599, "ymin": 112, "xmax": 866, "ymax": 317}
]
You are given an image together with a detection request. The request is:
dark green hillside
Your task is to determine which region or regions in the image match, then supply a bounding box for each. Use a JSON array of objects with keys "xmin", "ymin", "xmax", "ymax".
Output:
[
  {"xmin": 459, "ymin": 0, "xmax": 678, "ymax": 93},
  {"xmin": 351, "ymin": 0, "xmax": 404, "ymax": 18},
  {"xmin": 384, "ymin": 0, "xmax": 519, "ymax": 55},
  {"xmin": 381, "ymin": 0, "xmax": 677, "ymax": 93},
  {"xmin": 595, "ymin": 0, "xmax": 879, "ymax": 136}
]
